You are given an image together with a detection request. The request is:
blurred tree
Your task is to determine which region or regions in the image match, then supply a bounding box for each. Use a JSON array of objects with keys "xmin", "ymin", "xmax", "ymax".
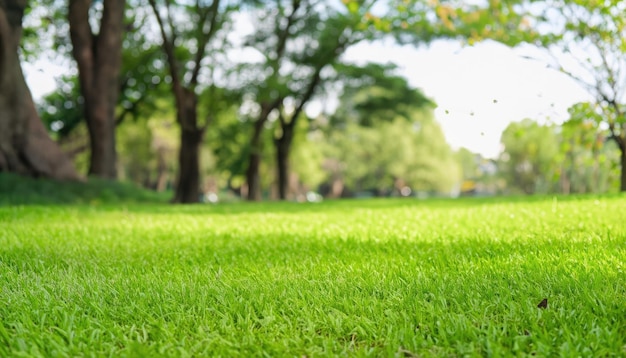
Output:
[
  {"xmin": 206, "ymin": 104, "xmax": 250, "ymax": 194},
  {"xmin": 325, "ymin": 114, "xmax": 458, "ymax": 197},
  {"xmin": 238, "ymin": 0, "xmax": 305, "ymax": 201},
  {"xmin": 69, "ymin": 0, "xmax": 125, "ymax": 179},
  {"xmin": 389, "ymin": 0, "xmax": 540, "ymax": 46},
  {"xmin": 455, "ymin": 148, "xmax": 500, "ymax": 196},
  {"xmin": 289, "ymin": 125, "xmax": 327, "ymax": 199},
  {"xmin": 38, "ymin": 6, "xmax": 172, "ymax": 174},
  {"xmin": 147, "ymin": 0, "xmax": 237, "ymax": 203},
  {"xmin": 457, "ymin": 147, "xmax": 479, "ymax": 179},
  {"xmin": 240, "ymin": 0, "xmax": 388, "ymax": 201},
  {"xmin": 0, "ymin": 0, "xmax": 79, "ymax": 179},
  {"xmin": 499, "ymin": 119, "xmax": 559, "ymax": 194},
  {"xmin": 332, "ymin": 63, "xmax": 433, "ymax": 128},
  {"xmin": 325, "ymin": 67, "xmax": 458, "ymax": 197},
  {"xmin": 488, "ymin": 0, "xmax": 626, "ymax": 191},
  {"xmin": 456, "ymin": 147, "xmax": 480, "ymax": 195},
  {"xmin": 557, "ymin": 102, "xmax": 620, "ymax": 194},
  {"xmin": 117, "ymin": 117, "xmax": 155, "ymax": 186}
]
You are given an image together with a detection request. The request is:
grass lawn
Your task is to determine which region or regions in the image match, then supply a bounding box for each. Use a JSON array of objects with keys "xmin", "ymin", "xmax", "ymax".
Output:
[{"xmin": 1, "ymin": 194, "xmax": 625, "ymax": 356}]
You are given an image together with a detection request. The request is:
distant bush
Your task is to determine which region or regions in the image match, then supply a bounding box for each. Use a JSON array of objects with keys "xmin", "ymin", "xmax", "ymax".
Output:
[{"xmin": 0, "ymin": 173, "xmax": 169, "ymax": 205}]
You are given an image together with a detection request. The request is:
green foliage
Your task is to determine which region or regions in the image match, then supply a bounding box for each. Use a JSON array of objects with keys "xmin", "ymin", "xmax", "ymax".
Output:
[
  {"xmin": 456, "ymin": 147, "xmax": 480, "ymax": 181},
  {"xmin": 327, "ymin": 114, "xmax": 459, "ymax": 195},
  {"xmin": 38, "ymin": 75, "xmax": 83, "ymax": 139},
  {"xmin": 1, "ymin": 197, "xmax": 625, "ymax": 355},
  {"xmin": 333, "ymin": 63, "xmax": 434, "ymax": 127},
  {"xmin": 116, "ymin": 118, "xmax": 157, "ymax": 186},
  {"xmin": 206, "ymin": 109, "xmax": 251, "ymax": 184},
  {"xmin": 36, "ymin": 5, "xmax": 172, "ymax": 139},
  {"xmin": 325, "ymin": 66, "xmax": 457, "ymax": 196},
  {"xmin": 288, "ymin": 120, "xmax": 328, "ymax": 190},
  {"xmin": 116, "ymin": 100, "xmax": 179, "ymax": 191},
  {"xmin": 499, "ymin": 119, "xmax": 560, "ymax": 194},
  {"xmin": 499, "ymin": 114, "xmax": 621, "ymax": 195},
  {"xmin": 520, "ymin": 0, "xmax": 626, "ymax": 190},
  {"xmin": 456, "ymin": 148, "xmax": 500, "ymax": 195},
  {"xmin": 21, "ymin": 0, "xmax": 70, "ymax": 61},
  {"xmin": 28, "ymin": 0, "xmax": 626, "ymax": 198},
  {"xmin": 388, "ymin": 0, "xmax": 541, "ymax": 46},
  {"xmin": 557, "ymin": 103, "xmax": 621, "ymax": 193},
  {"xmin": 242, "ymin": 0, "xmax": 383, "ymax": 108}
]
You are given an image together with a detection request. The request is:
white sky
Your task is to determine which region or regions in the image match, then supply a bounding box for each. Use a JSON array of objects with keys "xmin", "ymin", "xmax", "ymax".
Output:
[
  {"xmin": 343, "ymin": 39, "xmax": 592, "ymax": 158},
  {"xmin": 23, "ymin": 38, "xmax": 591, "ymax": 159}
]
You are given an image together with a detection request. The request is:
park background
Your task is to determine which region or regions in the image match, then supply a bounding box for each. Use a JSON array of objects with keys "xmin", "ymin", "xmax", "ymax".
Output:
[{"xmin": 3, "ymin": 0, "xmax": 626, "ymax": 202}]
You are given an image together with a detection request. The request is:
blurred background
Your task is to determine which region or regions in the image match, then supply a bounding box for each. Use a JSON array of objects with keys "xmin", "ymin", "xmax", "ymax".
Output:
[{"xmin": 2, "ymin": 0, "xmax": 625, "ymax": 203}]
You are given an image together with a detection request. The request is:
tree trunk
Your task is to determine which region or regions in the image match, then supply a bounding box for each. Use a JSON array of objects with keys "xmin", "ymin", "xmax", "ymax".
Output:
[
  {"xmin": 172, "ymin": 87, "xmax": 203, "ymax": 203},
  {"xmin": 619, "ymin": 141, "xmax": 626, "ymax": 192},
  {"xmin": 69, "ymin": 0, "xmax": 125, "ymax": 179},
  {"xmin": 245, "ymin": 118, "xmax": 265, "ymax": 201},
  {"xmin": 0, "ymin": 1, "xmax": 79, "ymax": 180},
  {"xmin": 275, "ymin": 124, "xmax": 294, "ymax": 200},
  {"xmin": 174, "ymin": 127, "xmax": 202, "ymax": 203},
  {"xmin": 245, "ymin": 102, "xmax": 279, "ymax": 201}
]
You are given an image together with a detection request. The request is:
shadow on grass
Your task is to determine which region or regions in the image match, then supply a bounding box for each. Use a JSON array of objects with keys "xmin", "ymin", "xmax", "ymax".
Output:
[
  {"xmin": 2, "ymin": 172, "xmax": 624, "ymax": 213},
  {"xmin": 0, "ymin": 173, "xmax": 170, "ymax": 206}
]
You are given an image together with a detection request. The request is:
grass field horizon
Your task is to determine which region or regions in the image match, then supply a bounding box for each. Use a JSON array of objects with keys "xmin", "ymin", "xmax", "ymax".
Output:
[{"xmin": 1, "ymin": 189, "xmax": 625, "ymax": 356}]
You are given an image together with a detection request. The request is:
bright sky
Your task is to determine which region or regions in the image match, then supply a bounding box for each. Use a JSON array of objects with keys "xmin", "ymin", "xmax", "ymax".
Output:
[
  {"xmin": 24, "ymin": 38, "xmax": 591, "ymax": 159},
  {"xmin": 343, "ymin": 39, "xmax": 592, "ymax": 158}
]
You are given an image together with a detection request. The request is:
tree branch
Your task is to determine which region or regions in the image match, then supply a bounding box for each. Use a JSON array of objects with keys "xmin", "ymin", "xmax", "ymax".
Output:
[
  {"xmin": 68, "ymin": 0, "xmax": 95, "ymax": 94},
  {"xmin": 190, "ymin": 0, "xmax": 222, "ymax": 86},
  {"xmin": 147, "ymin": 0, "xmax": 182, "ymax": 89},
  {"xmin": 284, "ymin": 28, "xmax": 351, "ymax": 132},
  {"xmin": 274, "ymin": 0, "xmax": 301, "ymax": 72}
]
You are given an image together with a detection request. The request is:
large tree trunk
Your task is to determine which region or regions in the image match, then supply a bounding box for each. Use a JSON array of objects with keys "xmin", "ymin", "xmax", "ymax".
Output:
[
  {"xmin": 0, "ymin": 1, "xmax": 79, "ymax": 180},
  {"xmin": 172, "ymin": 87, "xmax": 203, "ymax": 203},
  {"xmin": 275, "ymin": 124, "xmax": 294, "ymax": 200},
  {"xmin": 69, "ymin": 0, "xmax": 125, "ymax": 179},
  {"xmin": 174, "ymin": 127, "xmax": 202, "ymax": 203}
]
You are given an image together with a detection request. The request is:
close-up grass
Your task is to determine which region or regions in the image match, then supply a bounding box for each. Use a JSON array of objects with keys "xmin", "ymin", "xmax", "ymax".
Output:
[{"xmin": 1, "ymin": 192, "xmax": 625, "ymax": 356}]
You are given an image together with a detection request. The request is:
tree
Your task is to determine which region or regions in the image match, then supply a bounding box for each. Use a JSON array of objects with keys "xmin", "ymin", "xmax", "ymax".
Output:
[
  {"xmin": 38, "ymin": 37, "xmax": 171, "ymax": 165},
  {"xmin": 38, "ymin": 5, "xmax": 172, "ymax": 172},
  {"xmin": 271, "ymin": 4, "xmax": 375, "ymax": 200},
  {"xmin": 499, "ymin": 119, "xmax": 559, "ymax": 195},
  {"xmin": 496, "ymin": 0, "xmax": 626, "ymax": 191},
  {"xmin": 239, "ymin": 0, "xmax": 303, "ymax": 201},
  {"xmin": 242, "ymin": 0, "xmax": 386, "ymax": 200},
  {"xmin": 456, "ymin": 148, "xmax": 499, "ymax": 196},
  {"xmin": 557, "ymin": 102, "xmax": 620, "ymax": 194},
  {"xmin": 288, "ymin": 119, "xmax": 327, "ymax": 199},
  {"xmin": 147, "ymin": 0, "xmax": 233, "ymax": 203},
  {"xmin": 389, "ymin": 0, "xmax": 539, "ymax": 46},
  {"xmin": 324, "ymin": 115, "xmax": 459, "ymax": 197},
  {"xmin": 323, "ymin": 65, "xmax": 458, "ymax": 197},
  {"xmin": 69, "ymin": 0, "xmax": 126, "ymax": 179},
  {"xmin": 0, "ymin": 0, "xmax": 79, "ymax": 180}
]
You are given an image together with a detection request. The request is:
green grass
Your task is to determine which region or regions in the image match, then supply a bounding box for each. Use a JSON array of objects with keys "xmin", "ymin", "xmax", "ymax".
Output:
[
  {"xmin": 1, "ymin": 195, "xmax": 625, "ymax": 357},
  {"xmin": 0, "ymin": 173, "xmax": 169, "ymax": 205}
]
